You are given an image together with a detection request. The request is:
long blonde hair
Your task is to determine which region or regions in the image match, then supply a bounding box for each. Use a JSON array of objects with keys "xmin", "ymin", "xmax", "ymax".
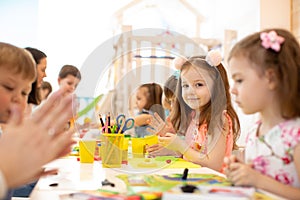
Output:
[{"xmin": 170, "ymin": 56, "xmax": 240, "ymax": 150}]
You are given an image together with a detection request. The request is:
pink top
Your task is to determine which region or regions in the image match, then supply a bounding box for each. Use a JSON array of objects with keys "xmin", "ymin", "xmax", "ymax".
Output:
[{"xmin": 185, "ymin": 113, "xmax": 234, "ymax": 171}]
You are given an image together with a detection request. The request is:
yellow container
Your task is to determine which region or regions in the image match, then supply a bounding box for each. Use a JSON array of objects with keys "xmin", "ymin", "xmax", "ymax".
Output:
[
  {"xmin": 79, "ymin": 140, "xmax": 96, "ymax": 163},
  {"xmin": 100, "ymin": 133, "xmax": 124, "ymax": 168},
  {"xmin": 131, "ymin": 135, "xmax": 158, "ymax": 158}
]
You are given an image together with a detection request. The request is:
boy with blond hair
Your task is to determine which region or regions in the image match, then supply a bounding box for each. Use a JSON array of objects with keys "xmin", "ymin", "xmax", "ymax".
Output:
[{"xmin": 0, "ymin": 42, "xmax": 75, "ymax": 198}]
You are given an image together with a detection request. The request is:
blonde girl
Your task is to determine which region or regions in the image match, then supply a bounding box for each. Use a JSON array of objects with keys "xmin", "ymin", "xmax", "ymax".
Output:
[{"xmin": 159, "ymin": 51, "xmax": 240, "ymax": 171}]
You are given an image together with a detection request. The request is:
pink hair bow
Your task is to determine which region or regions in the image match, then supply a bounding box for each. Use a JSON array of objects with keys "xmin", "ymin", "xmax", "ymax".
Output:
[{"xmin": 260, "ymin": 31, "xmax": 285, "ymax": 52}]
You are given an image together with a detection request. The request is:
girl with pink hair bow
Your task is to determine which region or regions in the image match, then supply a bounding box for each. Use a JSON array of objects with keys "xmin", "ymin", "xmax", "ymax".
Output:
[{"xmin": 225, "ymin": 28, "xmax": 300, "ymax": 199}]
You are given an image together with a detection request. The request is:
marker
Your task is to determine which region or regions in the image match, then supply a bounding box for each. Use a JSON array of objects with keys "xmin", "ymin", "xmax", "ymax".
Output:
[
  {"xmin": 49, "ymin": 183, "xmax": 58, "ymax": 187},
  {"xmin": 98, "ymin": 114, "xmax": 105, "ymax": 127},
  {"xmin": 182, "ymin": 168, "xmax": 189, "ymax": 180}
]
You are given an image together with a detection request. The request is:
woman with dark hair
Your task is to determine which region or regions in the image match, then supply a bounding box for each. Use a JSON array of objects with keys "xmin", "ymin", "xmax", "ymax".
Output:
[{"xmin": 25, "ymin": 47, "xmax": 47, "ymax": 106}]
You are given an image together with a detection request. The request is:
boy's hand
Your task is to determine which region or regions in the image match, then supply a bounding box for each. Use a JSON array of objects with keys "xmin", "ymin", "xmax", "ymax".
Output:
[{"xmin": 0, "ymin": 89, "xmax": 76, "ymax": 188}]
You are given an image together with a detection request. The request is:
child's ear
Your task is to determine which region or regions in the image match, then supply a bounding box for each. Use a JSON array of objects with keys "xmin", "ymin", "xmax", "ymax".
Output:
[
  {"xmin": 265, "ymin": 68, "xmax": 278, "ymax": 90},
  {"xmin": 58, "ymin": 77, "xmax": 61, "ymax": 85}
]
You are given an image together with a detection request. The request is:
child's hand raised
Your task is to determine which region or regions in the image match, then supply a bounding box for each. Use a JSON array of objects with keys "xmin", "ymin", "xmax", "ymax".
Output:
[
  {"xmin": 0, "ymin": 89, "xmax": 76, "ymax": 188},
  {"xmin": 147, "ymin": 113, "xmax": 173, "ymax": 136}
]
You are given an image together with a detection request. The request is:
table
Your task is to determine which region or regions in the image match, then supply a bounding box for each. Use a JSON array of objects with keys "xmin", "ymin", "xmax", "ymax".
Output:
[{"xmin": 29, "ymin": 157, "xmax": 225, "ymax": 199}]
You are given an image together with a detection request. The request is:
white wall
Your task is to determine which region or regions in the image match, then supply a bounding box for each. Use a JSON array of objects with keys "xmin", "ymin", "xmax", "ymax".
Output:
[
  {"xmin": 0, "ymin": 0, "xmax": 260, "ymax": 90},
  {"xmin": 0, "ymin": 0, "xmax": 264, "ymax": 145}
]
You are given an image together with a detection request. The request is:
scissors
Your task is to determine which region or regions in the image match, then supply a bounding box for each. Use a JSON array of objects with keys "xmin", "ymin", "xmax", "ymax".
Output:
[{"xmin": 116, "ymin": 114, "xmax": 134, "ymax": 133}]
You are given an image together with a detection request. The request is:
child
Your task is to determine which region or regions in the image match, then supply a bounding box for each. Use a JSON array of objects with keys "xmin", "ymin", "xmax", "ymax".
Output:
[
  {"xmin": 162, "ymin": 71, "xmax": 179, "ymax": 115},
  {"xmin": 39, "ymin": 81, "xmax": 52, "ymax": 101},
  {"xmin": 0, "ymin": 42, "xmax": 75, "ymax": 199},
  {"xmin": 57, "ymin": 65, "xmax": 81, "ymax": 132},
  {"xmin": 224, "ymin": 29, "xmax": 300, "ymax": 199},
  {"xmin": 134, "ymin": 83, "xmax": 165, "ymax": 138},
  {"xmin": 146, "ymin": 72, "xmax": 180, "ymax": 157},
  {"xmin": 159, "ymin": 51, "xmax": 240, "ymax": 172},
  {"xmin": 58, "ymin": 65, "xmax": 81, "ymax": 94}
]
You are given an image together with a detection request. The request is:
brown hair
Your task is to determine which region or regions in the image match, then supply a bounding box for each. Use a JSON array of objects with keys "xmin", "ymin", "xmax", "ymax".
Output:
[
  {"xmin": 170, "ymin": 56, "xmax": 240, "ymax": 149},
  {"xmin": 59, "ymin": 65, "xmax": 81, "ymax": 80},
  {"xmin": 139, "ymin": 83, "xmax": 165, "ymax": 120},
  {"xmin": 40, "ymin": 81, "xmax": 52, "ymax": 98},
  {"xmin": 164, "ymin": 74, "xmax": 178, "ymax": 100},
  {"xmin": 228, "ymin": 28, "xmax": 300, "ymax": 118},
  {"xmin": 0, "ymin": 42, "xmax": 36, "ymax": 82}
]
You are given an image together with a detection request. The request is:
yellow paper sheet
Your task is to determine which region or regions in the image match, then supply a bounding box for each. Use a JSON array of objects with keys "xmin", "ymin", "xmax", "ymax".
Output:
[
  {"xmin": 128, "ymin": 156, "xmax": 201, "ymax": 169},
  {"xmin": 166, "ymin": 158, "xmax": 201, "ymax": 169}
]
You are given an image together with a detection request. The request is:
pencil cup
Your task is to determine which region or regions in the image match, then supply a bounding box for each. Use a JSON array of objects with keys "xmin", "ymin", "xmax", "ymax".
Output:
[
  {"xmin": 79, "ymin": 140, "xmax": 96, "ymax": 163},
  {"xmin": 131, "ymin": 135, "xmax": 158, "ymax": 158},
  {"xmin": 100, "ymin": 133, "xmax": 124, "ymax": 168}
]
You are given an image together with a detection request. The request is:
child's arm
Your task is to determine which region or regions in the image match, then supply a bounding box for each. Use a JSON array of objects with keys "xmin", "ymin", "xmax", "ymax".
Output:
[
  {"xmin": 182, "ymin": 131, "xmax": 227, "ymax": 171},
  {"xmin": 225, "ymin": 145, "xmax": 300, "ymax": 199},
  {"xmin": 158, "ymin": 111, "xmax": 231, "ymax": 171},
  {"xmin": 146, "ymin": 143, "xmax": 181, "ymax": 157},
  {"xmin": 134, "ymin": 114, "xmax": 152, "ymax": 126},
  {"xmin": 159, "ymin": 131, "xmax": 227, "ymax": 171}
]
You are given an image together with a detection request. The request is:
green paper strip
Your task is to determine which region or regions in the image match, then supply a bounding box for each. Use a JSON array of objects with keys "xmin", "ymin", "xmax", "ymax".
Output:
[{"xmin": 77, "ymin": 94, "xmax": 103, "ymax": 117}]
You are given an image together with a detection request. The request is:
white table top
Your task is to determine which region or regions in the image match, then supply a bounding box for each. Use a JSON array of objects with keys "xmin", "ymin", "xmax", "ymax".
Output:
[
  {"xmin": 30, "ymin": 157, "xmax": 285, "ymax": 200},
  {"xmin": 29, "ymin": 157, "xmax": 225, "ymax": 199}
]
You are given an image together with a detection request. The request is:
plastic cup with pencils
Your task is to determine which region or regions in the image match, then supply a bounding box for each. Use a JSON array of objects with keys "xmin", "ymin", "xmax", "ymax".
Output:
[{"xmin": 100, "ymin": 133, "xmax": 124, "ymax": 168}]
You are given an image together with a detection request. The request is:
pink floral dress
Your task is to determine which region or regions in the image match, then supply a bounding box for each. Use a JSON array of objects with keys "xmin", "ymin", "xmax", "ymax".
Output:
[{"xmin": 245, "ymin": 118, "xmax": 300, "ymax": 187}]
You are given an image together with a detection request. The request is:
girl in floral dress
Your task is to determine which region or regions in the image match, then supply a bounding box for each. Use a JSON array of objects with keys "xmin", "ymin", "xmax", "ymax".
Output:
[{"xmin": 224, "ymin": 29, "xmax": 300, "ymax": 199}]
